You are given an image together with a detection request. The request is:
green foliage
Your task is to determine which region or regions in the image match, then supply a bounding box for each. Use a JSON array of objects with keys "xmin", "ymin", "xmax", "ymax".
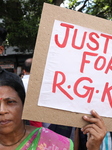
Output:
[
  {"xmin": 86, "ymin": 0, "xmax": 112, "ymax": 20},
  {"xmin": 67, "ymin": 0, "xmax": 112, "ymax": 20},
  {"xmin": 0, "ymin": 0, "xmax": 57, "ymax": 52},
  {"xmin": 67, "ymin": 0, "xmax": 79, "ymax": 9},
  {"xmin": 1, "ymin": 0, "xmax": 111, "ymax": 53}
]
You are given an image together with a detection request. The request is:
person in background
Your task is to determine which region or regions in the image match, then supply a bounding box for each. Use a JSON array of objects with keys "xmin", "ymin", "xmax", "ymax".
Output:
[
  {"xmin": 0, "ymin": 27, "xmax": 7, "ymax": 55},
  {"xmin": 22, "ymin": 58, "xmax": 42, "ymax": 127},
  {"xmin": 22, "ymin": 58, "xmax": 32, "ymax": 92}
]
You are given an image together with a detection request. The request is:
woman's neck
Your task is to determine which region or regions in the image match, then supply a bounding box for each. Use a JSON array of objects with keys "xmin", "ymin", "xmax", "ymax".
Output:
[{"xmin": 0, "ymin": 122, "xmax": 25, "ymax": 147}]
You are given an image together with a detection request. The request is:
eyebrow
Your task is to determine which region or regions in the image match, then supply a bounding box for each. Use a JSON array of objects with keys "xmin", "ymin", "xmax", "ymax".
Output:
[{"xmin": 0, "ymin": 97, "xmax": 16, "ymax": 101}]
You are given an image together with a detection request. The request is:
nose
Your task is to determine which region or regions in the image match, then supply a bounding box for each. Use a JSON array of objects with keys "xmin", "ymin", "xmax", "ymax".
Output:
[{"xmin": 0, "ymin": 102, "xmax": 8, "ymax": 115}]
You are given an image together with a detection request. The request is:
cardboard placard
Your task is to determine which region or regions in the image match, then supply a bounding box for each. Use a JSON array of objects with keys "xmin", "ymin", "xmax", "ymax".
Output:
[{"xmin": 22, "ymin": 3, "xmax": 112, "ymax": 131}]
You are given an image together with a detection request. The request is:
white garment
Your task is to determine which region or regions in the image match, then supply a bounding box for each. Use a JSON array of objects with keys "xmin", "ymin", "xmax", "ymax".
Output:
[{"xmin": 22, "ymin": 74, "xmax": 30, "ymax": 92}]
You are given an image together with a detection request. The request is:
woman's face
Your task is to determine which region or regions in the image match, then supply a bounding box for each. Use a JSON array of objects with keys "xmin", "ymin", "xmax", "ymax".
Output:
[{"xmin": 0, "ymin": 86, "xmax": 23, "ymax": 134}]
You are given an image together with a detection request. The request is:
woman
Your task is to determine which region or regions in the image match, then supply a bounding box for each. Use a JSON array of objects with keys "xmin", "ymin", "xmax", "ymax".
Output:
[{"xmin": 0, "ymin": 68, "xmax": 106, "ymax": 150}]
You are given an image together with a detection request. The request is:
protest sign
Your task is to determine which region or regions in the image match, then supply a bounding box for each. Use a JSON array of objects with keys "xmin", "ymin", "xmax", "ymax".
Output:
[{"xmin": 22, "ymin": 3, "xmax": 112, "ymax": 130}]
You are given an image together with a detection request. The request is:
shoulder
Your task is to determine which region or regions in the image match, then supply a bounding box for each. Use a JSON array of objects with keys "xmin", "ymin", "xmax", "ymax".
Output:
[
  {"xmin": 22, "ymin": 75, "xmax": 30, "ymax": 80},
  {"xmin": 39, "ymin": 127, "xmax": 72, "ymax": 149},
  {"xmin": 25, "ymin": 126, "xmax": 73, "ymax": 149},
  {"xmin": 22, "ymin": 75, "xmax": 30, "ymax": 87},
  {"xmin": 25, "ymin": 125, "xmax": 37, "ymax": 135},
  {"xmin": 41, "ymin": 127, "xmax": 69, "ymax": 140}
]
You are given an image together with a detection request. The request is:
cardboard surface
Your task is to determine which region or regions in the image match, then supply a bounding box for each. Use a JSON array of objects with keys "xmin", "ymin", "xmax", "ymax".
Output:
[{"xmin": 22, "ymin": 3, "xmax": 112, "ymax": 131}]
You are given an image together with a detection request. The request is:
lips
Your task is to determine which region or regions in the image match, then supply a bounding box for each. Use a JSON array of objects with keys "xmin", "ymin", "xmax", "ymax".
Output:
[{"xmin": 0, "ymin": 120, "xmax": 11, "ymax": 125}]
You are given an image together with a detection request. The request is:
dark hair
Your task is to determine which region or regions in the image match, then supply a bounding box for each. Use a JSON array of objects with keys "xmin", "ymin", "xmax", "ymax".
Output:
[
  {"xmin": 0, "ymin": 68, "xmax": 25, "ymax": 105},
  {"xmin": 23, "ymin": 62, "xmax": 31, "ymax": 72},
  {"xmin": 0, "ymin": 27, "xmax": 7, "ymax": 45},
  {"xmin": 23, "ymin": 58, "xmax": 32, "ymax": 73}
]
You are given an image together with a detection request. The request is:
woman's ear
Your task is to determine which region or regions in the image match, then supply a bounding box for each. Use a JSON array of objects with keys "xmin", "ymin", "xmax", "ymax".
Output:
[{"xmin": 0, "ymin": 46, "xmax": 4, "ymax": 54}]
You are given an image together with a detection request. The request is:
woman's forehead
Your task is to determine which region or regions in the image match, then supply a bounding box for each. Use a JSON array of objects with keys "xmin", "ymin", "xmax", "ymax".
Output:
[
  {"xmin": 0, "ymin": 86, "xmax": 22, "ymax": 102},
  {"xmin": 0, "ymin": 86, "xmax": 18, "ymax": 96}
]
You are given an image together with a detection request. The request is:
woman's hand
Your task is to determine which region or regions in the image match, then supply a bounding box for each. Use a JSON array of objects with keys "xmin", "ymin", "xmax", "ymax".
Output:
[{"xmin": 81, "ymin": 110, "xmax": 107, "ymax": 150}]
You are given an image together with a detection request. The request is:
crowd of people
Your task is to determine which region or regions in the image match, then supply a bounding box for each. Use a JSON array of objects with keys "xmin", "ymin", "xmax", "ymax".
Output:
[{"xmin": 0, "ymin": 27, "xmax": 109, "ymax": 150}]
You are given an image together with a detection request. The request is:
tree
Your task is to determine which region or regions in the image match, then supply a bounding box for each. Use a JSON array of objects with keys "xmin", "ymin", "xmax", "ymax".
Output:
[
  {"xmin": 0, "ymin": 0, "xmax": 65, "ymax": 53},
  {"xmin": 67, "ymin": 0, "xmax": 112, "ymax": 20},
  {"xmin": 1, "ymin": 0, "xmax": 111, "ymax": 53},
  {"xmin": 52, "ymin": 0, "xmax": 64, "ymax": 5}
]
